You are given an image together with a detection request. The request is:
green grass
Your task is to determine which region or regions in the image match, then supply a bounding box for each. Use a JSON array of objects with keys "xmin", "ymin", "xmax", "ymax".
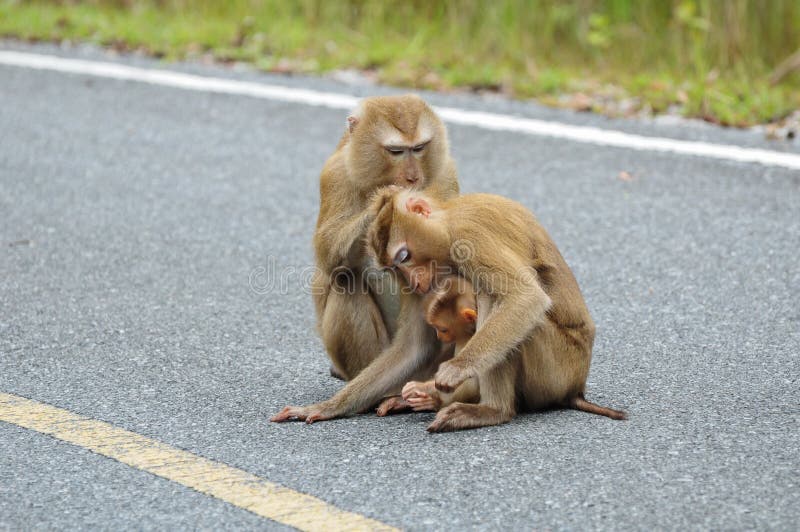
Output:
[{"xmin": 2, "ymin": 0, "xmax": 799, "ymax": 127}]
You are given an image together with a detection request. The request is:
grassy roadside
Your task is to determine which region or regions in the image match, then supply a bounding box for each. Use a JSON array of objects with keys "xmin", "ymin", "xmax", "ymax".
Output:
[{"xmin": 1, "ymin": 0, "xmax": 799, "ymax": 128}]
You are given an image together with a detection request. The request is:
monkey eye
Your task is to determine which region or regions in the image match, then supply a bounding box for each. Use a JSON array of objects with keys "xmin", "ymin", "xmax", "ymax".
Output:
[
  {"xmin": 393, "ymin": 247, "xmax": 411, "ymax": 265},
  {"xmin": 412, "ymin": 142, "xmax": 429, "ymax": 153},
  {"xmin": 385, "ymin": 146, "xmax": 405, "ymax": 155},
  {"xmin": 439, "ymin": 327, "xmax": 448, "ymax": 334}
]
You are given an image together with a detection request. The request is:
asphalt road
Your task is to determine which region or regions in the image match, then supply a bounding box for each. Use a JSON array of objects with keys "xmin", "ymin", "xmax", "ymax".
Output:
[{"xmin": 1, "ymin": 42, "xmax": 798, "ymax": 530}]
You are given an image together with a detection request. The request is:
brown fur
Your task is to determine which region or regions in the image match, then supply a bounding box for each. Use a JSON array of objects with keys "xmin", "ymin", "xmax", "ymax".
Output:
[
  {"xmin": 367, "ymin": 191, "xmax": 626, "ymax": 431},
  {"xmin": 400, "ymin": 276, "xmax": 481, "ymax": 414},
  {"xmin": 272, "ymin": 95, "xmax": 460, "ymax": 424}
]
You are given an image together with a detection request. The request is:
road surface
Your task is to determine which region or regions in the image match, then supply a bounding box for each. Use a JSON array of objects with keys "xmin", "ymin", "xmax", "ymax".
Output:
[{"xmin": 1, "ymin": 42, "xmax": 798, "ymax": 530}]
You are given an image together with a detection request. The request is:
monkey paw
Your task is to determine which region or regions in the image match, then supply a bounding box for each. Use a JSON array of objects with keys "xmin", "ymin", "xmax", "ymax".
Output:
[
  {"xmin": 434, "ymin": 360, "xmax": 472, "ymax": 393},
  {"xmin": 427, "ymin": 403, "xmax": 469, "ymax": 432},
  {"xmin": 401, "ymin": 380, "xmax": 430, "ymax": 400},
  {"xmin": 367, "ymin": 186, "xmax": 400, "ymax": 217},
  {"xmin": 375, "ymin": 396, "xmax": 411, "ymax": 417},
  {"xmin": 407, "ymin": 392, "xmax": 440, "ymax": 412},
  {"xmin": 270, "ymin": 403, "xmax": 337, "ymax": 424}
]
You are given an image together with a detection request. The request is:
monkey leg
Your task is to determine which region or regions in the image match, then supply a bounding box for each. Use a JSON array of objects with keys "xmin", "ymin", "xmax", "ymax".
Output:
[
  {"xmin": 427, "ymin": 362, "xmax": 516, "ymax": 432},
  {"xmin": 517, "ymin": 319, "xmax": 593, "ymax": 411},
  {"xmin": 438, "ymin": 377, "xmax": 480, "ymax": 409},
  {"xmin": 319, "ymin": 288, "xmax": 390, "ymax": 381}
]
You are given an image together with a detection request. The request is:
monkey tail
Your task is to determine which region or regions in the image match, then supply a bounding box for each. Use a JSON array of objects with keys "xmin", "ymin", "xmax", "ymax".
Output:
[{"xmin": 569, "ymin": 395, "xmax": 627, "ymax": 420}]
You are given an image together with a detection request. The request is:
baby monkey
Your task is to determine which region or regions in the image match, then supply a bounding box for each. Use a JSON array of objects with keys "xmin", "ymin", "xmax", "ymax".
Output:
[{"xmin": 403, "ymin": 275, "xmax": 481, "ymax": 412}]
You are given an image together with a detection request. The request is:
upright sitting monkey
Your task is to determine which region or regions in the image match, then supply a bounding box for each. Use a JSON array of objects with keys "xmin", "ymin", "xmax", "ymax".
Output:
[
  {"xmin": 366, "ymin": 188, "xmax": 626, "ymax": 432},
  {"xmin": 272, "ymin": 95, "xmax": 460, "ymax": 423}
]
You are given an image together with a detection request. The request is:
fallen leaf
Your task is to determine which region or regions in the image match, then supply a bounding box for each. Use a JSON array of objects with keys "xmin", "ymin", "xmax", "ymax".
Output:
[{"xmin": 618, "ymin": 171, "xmax": 634, "ymax": 181}]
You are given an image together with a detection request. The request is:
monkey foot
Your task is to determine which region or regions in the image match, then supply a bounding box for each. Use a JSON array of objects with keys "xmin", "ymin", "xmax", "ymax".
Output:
[
  {"xmin": 270, "ymin": 404, "xmax": 336, "ymax": 424},
  {"xmin": 376, "ymin": 396, "xmax": 412, "ymax": 416},
  {"xmin": 427, "ymin": 403, "xmax": 512, "ymax": 433}
]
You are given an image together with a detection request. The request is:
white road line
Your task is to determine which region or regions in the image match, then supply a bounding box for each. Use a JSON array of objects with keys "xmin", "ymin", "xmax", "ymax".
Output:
[{"xmin": 2, "ymin": 49, "xmax": 799, "ymax": 171}]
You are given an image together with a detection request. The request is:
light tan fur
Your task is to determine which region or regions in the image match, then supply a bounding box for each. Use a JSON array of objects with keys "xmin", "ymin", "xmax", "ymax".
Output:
[
  {"xmin": 400, "ymin": 276, "xmax": 481, "ymax": 413},
  {"xmin": 366, "ymin": 190, "xmax": 626, "ymax": 432},
  {"xmin": 272, "ymin": 95, "xmax": 459, "ymax": 424}
]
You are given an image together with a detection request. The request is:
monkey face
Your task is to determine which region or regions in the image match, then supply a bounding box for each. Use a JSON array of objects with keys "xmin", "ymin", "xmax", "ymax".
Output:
[
  {"xmin": 436, "ymin": 328, "xmax": 455, "ymax": 344},
  {"xmin": 384, "ymin": 141, "xmax": 429, "ymax": 188},
  {"xmin": 366, "ymin": 188, "xmax": 452, "ymax": 296},
  {"xmin": 434, "ymin": 325, "xmax": 455, "ymax": 344},
  {"xmin": 346, "ymin": 95, "xmax": 443, "ymax": 192},
  {"xmin": 394, "ymin": 253, "xmax": 435, "ymax": 294},
  {"xmin": 428, "ymin": 310, "xmax": 474, "ymax": 345}
]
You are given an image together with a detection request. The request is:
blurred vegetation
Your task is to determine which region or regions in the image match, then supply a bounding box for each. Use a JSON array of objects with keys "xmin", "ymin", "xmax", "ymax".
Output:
[{"xmin": 1, "ymin": 0, "xmax": 799, "ymax": 127}]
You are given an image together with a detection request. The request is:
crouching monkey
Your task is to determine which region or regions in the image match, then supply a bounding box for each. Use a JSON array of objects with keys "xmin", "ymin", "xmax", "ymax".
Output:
[
  {"xmin": 366, "ymin": 188, "xmax": 626, "ymax": 432},
  {"xmin": 271, "ymin": 95, "xmax": 460, "ymax": 423}
]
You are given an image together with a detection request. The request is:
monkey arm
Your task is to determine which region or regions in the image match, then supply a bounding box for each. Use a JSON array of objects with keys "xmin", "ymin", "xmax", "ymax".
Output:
[
  {"xmin": 434, "ymin": 275, "xmax": 551, "ymax": 392},
  {"xmin": 315, "ymin": 210, "xmax": 375, "ymax": 272},
  {"xmin": 272, "ymin": 295, "xmax": 440, "ymax": 423},
  {"xmin": 316, "ymin": 186, "xmax": 399, "ymax": 273},
  {"xmin": 323, "ymin": 301, "xmax": 438, "ymax": 416}
]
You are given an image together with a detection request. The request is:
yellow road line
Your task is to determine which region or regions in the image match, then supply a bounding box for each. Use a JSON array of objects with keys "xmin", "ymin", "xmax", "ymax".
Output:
[{"xmin": 0, "ymin": 392, "xmax": 397, "ymax": 531}]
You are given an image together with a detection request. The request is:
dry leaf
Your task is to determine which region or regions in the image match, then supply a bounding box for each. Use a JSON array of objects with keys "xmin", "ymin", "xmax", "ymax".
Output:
[{"xmin": 618, "ymin": 171, "xmax": 634, "ymax": 181}]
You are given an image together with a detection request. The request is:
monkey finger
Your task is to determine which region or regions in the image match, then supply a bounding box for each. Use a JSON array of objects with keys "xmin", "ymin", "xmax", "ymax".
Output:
[
  {"xmin": 402, "ymin": 390, "xmax": 421, "ymax": 401},
  {"xmin": 368, "ymin": 187, "xmax": 398, "ymax": 215},
  {"xmin": 427, "ymin": 408, "xmax": 460, "ymax": 432},
  {"xmin": 434, "ymin": 381, "xmax": 457, "ymax": 393},
  {"xmin": 376, "ymin": 396, "xmax": 411, "ymax": 416},
  {"xmin": 401, "ymin": 382, "xmax": 423, "ymax": 399},
  {"xmin": 305, "ymin": 410, "xmax": 333, "ymax": 424},
  {"xmin": 270, "ymin": 406, "xmax": 307, "ymax": 422},
  {"xmin": 426, "ymin": 416, "xmax": 447, "ymax": 432},
  {"xmin": 410, "ymin": 400, "xmax": 435, "ymax": 412},
  {"xmin": 406, "ymin": 392, "xmax": 427, "ymax": 402}
]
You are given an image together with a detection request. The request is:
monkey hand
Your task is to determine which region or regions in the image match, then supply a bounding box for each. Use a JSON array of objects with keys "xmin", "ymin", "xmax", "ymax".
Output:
[
  {"xmin": 434, "ymin": 359, "xmax": 474, "ymax": 393},
  {"xmin": 367, "ymin": 185, "xmax": 400, "ymax": 218},
  {"xmin": 401, "ymin": 380, "xmax": 425, "ymax": 400},
  {"xmin": 407, "ymin": 391, "xmax": 441, "ymax": 412},
  {"xmin": 270, "ymin": 402, "xmax": 339, "ymax": 424}
]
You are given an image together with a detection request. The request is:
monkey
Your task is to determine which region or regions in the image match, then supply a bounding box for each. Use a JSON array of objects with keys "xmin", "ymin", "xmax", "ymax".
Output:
[
  {"xmin": 401, "ymin": 275, "xmax": 482, "ymax": 413},
  {"xmin": 271, "ymin": 95, "xmax": 460, "ymax": 424},
  {"xmin": 372, "ymin": 274, "xmax": 480, "ymax": 416},
  {"xmin": 423, "ymin": 275, "xmax": 479, "ymax": 347},
  {"xmin": 365, "ymin": 188, "xmax": 626, "ymax": 432}
]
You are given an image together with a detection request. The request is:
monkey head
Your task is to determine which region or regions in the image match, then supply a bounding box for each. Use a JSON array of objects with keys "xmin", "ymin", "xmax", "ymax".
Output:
[
  {"xmin": 345, "ymin": 95, "xmax": 449, "ymax": 193},
  {"xmin": 366, "ymin": 189, "xmax": 451, "ymax": 294},
  {"xmin": 423, "ymin": 276, "xmax": 478, "ymax": 344}
]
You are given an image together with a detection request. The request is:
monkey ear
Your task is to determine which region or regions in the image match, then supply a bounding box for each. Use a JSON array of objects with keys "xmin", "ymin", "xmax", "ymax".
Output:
[
  {"xmin": 461, "ymin": 308, "xmax": 478, "ymax": 323},
  {"xmin": 347, "ymin": 116, "xmax": 359, "ymax": 133},
  {"xmin": 405, "ymin": 197, "xmax": 431, "ymax": 218}
]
